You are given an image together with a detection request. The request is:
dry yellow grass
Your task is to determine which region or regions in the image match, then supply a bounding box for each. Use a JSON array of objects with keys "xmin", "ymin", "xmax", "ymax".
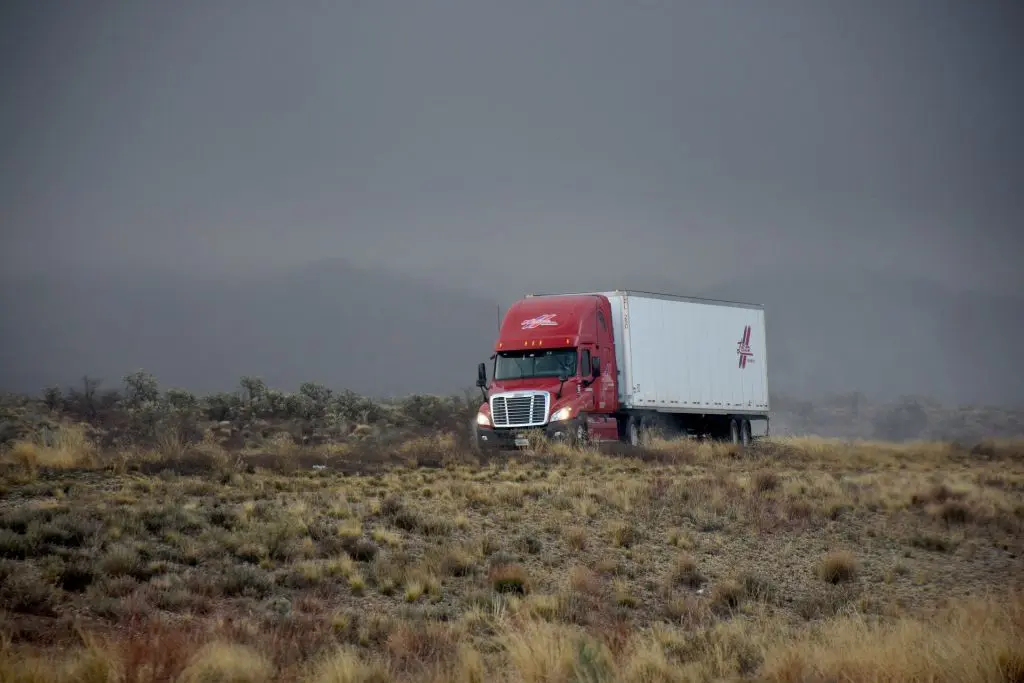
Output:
[
  {"xmin": 0, "ymin": 423, "xmax": 97, "ymax": 471},
  {"xmin": 760, "ymin": 591, "xmax": 1024, "ymax": 682},
  {"xmin": 0, "ymin": 430, "xmax": 1023, "ymax": 681},
  {"xmin": 178, "ymin": 642, "xmax": 274, "ymax": 683},
  {"xmin": 305, "ymin": 646, "xmax": 391, "ymax": 683},
  {"xmin": 817, "ymin": 550, "xmax": 859, "ymax": 585}
]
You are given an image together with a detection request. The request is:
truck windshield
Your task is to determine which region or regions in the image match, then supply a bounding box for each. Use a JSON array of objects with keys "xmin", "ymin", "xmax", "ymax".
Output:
[{"xmin": 494, "ymin": 349, "xmax": 577, "ymax": 380}]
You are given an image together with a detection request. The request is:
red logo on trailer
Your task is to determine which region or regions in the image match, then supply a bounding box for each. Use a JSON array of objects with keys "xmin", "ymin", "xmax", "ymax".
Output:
[
  {"xmin": 737, "ymin": 325, "xmax": 754, "ymax": 368},
  {"xmin": 520, "ymin": 314, "xmax": 558, "ymax": 329}
]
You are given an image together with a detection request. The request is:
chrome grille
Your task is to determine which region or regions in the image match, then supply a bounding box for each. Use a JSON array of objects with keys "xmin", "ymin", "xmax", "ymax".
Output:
[{"xmin": 490, "ymin": 392, "xmax": 550, "ymax": 428}]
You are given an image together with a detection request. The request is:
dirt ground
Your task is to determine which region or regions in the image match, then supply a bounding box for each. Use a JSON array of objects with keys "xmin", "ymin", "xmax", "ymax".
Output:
[{"xmin": 1, "ymin": 434, "xmax": 1023, "ymax": 682}]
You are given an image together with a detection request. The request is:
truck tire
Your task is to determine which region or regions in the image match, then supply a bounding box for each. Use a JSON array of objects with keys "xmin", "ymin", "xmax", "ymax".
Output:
[
  {"xmin": 741, "ymin": 419, "xmax": 752, "ymax": 447},
  {"xmin": 570, "ymin": 414, "xmax": 590, "ymax": 448},
  {"xmin": 469, "ymin": 420, "xmax": 482, "ymax": 454},
  {"xmin": 728, "ymin": 418, "xmax": 741, "ymax": 445},
  {"xmin": 626, "ymin": 415, "xmax": 646, "ymax": 447}
]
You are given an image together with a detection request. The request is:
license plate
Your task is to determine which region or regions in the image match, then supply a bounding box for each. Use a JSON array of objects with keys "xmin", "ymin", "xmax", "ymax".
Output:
[{"xmin": 514, "ymin": 437, "xmax": 530, "ymax": 447}]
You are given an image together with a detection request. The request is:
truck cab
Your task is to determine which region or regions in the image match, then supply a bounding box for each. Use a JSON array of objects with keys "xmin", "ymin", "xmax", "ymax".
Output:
[{"xmin": 472, "ymin": 294, "xmax": 622, "ymax": 449}]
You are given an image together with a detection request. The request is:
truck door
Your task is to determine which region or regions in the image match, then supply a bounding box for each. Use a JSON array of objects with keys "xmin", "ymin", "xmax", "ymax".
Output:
[
  {"xmin": 594, "ymin": 308, "xmax": 617, "ymax": 413},
  {"xmin": 579, "ymin": 347, "xmax": 597, "ymax": 412}
]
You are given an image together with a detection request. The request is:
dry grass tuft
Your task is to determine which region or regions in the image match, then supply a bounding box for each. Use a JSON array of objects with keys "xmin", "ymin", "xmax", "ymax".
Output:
[
  {"xmin": 385, "ymin": 622, "xmax": 459, "ymax": 672},
  {"xmin": 440, "ymin": 547, "xmax": 477, "ymax": 577},
  {"xmin": 396, "ymin": 432, "xmax": 460, "ymax": 466},
  {"xmin": 709, "ymin": 579, "xmax": 747, "ymax": 613},
  {"xmin": 489, "ymin": 563, "xmax": 532, "ymax": 595},
  {"xmin": 306, "ymin": 646, "xmax": 391, "ymax": 683},
  {"xmin": 817, "ymin": 550, "xmax": 859, "ymax": 585},
  {"xmin": 568, "ymin": 565, "xmax": 603, "ymax": 596},
  {"xmin": 501, "ymin": 620, "xmax": 614, "ymax": 683},
  {"xmin": 564, "ymin": 526, "xmax": 588, "ymax": 552},
  {"xmin": 667, "ymin": 553, "xmax": 706, "ymax": 589},
  {"xmin": 177, "ymin": 642, "xmax": 274, "ymax": 683},
  {"xmin": 753, "ymin": 469, "xmax": 781, "ymax": 493},
  {"xmin": 1, "ymin": 423, "xmax": 98, "ymax": 473},
  {"xmin": 0, "ymin": 635, "xmax": 121, "ymax": 683},
  {"xmin": 760, "ymin": 591, "xmax": 1024, "ymax": 683},
  {"xmin": 608, "ymin": 520, "xmax": 639, "ymax": 548}
]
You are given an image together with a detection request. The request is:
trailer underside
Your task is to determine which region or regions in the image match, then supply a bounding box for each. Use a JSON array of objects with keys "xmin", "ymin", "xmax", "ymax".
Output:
[
  {"xmin": 473, "ymin": 408, "xmax": 769, "ymax": 452},
  {"xmin": 615, "ymin": 409, "xmax": 769, "ymax": 446}
]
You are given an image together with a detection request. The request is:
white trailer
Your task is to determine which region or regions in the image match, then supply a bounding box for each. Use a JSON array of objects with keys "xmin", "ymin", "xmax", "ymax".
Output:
[{"xmin": 599, "ymin": 290, "xmax": 770, "ymax": 443}]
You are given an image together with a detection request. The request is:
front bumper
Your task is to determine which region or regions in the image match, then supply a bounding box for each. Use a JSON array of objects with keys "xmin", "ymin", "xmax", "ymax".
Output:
[{"xmin": 474, "ymin": 419, "xmax": 577, "ymax": 450}]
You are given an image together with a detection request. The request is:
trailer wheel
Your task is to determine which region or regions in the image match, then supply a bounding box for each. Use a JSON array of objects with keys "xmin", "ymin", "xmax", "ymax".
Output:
[
  {"xmin": 626, "ymin": 415, "xmax": 648, "ymax": 447},
  {"xmin": 740, "ymin": 419, "xmax": 752, "ymax": 447},
  {"xmin": 728, "ymin": 418, "xmax": 741, "ymax": 445}
]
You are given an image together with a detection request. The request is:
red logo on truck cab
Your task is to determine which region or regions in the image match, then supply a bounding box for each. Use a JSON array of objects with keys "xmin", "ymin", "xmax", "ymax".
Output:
[
  {"xmin": 737, "ymin": 325, "xmax": 754, "ymax": 368},
  {"xmin": 521, "ymin": 314, "xmax": 558, "ymax": 329}
]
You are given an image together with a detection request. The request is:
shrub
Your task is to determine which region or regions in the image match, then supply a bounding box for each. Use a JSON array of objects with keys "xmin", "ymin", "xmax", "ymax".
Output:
[
  {"xmin": 489, "ymin": 563, "xmax": 531, "ymax": 594},
  {"xmin": 818, "ymin": 550, "xmax": 859, "ymax": 584}
]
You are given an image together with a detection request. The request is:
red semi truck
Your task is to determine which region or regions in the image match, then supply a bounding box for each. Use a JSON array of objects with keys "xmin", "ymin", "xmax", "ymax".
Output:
[{"xmin": 472, "ymin": 290, "xmax": 769, "ymax": 449}]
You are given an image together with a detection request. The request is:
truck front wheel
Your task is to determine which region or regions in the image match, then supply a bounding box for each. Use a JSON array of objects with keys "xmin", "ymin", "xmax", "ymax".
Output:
[
  {"xmin": 469, "ymin": 420, "xmax": 482, "ymax": 453},
  {"xmin": 570, "ymin": 415, "xmax": 589, "ymax": 448}
]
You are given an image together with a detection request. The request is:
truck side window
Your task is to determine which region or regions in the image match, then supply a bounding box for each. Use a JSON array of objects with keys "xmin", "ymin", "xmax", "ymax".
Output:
[{"xmin": 581, "ymin": 349, "xmax": 591, "ymax": 377}]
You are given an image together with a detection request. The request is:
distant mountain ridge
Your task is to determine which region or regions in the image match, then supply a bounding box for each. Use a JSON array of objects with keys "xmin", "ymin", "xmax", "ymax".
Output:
[
  {"xmin": 0, "ymin": 259, "xmax": 499, "ymax": 398},
  {"xmin": 2, "ymin": 259, "xmax": 1021, "ymax": 410}
]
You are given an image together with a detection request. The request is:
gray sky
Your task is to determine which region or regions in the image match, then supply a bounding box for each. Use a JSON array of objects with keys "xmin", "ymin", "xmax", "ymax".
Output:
[{"xmin": 2, "ymin": 0, "xmax": 1022, "ymax": 298}]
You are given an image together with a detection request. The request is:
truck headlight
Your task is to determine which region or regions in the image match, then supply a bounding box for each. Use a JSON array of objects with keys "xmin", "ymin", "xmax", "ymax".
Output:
[
  {"xmin": 550, "ymin": 406, "xmax": 572, "ymax": 422},
  {"xmin": 476, "ymin": 411, "xmax": 492, "ymax": 426}
]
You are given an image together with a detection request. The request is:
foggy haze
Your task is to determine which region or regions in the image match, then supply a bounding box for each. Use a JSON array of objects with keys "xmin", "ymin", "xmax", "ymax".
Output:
[{"xmin": 2, "ymin": 2, "xmax": 1023, "ymax": 407}]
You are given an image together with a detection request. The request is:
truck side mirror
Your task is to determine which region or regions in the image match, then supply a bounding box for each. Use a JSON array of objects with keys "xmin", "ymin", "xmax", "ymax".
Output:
[
  {"xmin": 591, "ymin": 356, "xmax": 601, "ymax": 378},
  {"xmin": 476, "ymin": 362, "xmax": 487, "ymax": 388}
]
